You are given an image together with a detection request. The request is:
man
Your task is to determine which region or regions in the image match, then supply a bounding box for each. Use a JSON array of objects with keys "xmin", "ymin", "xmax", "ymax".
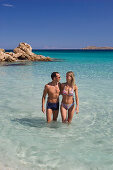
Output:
[{"xmin": 42, "ymin": 72, "xmax": 61, "ymax": 123}]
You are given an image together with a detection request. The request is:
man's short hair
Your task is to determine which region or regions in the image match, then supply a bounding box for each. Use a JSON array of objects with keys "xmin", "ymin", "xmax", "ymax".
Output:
[{"xmin": 51, "ymin": 72, "xmax": 59, "ymax": 80}]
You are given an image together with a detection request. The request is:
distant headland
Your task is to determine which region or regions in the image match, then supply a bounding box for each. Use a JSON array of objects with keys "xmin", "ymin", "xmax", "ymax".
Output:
[
  {"xmin": 0, "ymin": 42, "xmax": 52, "ymax": 62},
  {"xmin": 82, "ymin": 46, "xmax": 113, "ymax": 50}
]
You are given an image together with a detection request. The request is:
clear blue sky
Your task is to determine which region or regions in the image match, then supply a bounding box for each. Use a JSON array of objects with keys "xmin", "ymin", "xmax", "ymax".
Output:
[{"xmin": 0, "ymin": 0, "xmax": 113, "ymax": 49}]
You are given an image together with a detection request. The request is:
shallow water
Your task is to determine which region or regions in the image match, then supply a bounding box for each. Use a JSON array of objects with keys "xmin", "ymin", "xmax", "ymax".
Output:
[{"xmin": 0, "ymin": 50, "xmax": 113, "ymax": 169}]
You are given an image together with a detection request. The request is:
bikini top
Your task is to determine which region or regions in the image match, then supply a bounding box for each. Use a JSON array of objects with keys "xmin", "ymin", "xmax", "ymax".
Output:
[{"xmin": 62, "ymin": 86, "xmax": 74, "ymax": 96}]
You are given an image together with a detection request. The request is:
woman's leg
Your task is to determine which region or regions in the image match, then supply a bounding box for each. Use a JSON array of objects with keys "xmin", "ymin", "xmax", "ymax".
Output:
[
  {"xmin": 60, "ymin": 104, "xmax": 67, "ymax": 123},
  {"xmin": 68, "ymin": 104, "xmax": 75, "ymax": 123}
]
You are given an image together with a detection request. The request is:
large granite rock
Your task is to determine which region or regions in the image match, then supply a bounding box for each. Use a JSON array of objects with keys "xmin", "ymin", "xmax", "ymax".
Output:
[
  {"xmin": 0, "ymin": 49, "xmax": 5, "ymax": 52},
  {"xmin": 0, "ymin": 43, "xmax": 52, "ymax": 62},
  {"xmin": 0, "ymin": 51, "xmax": 16, "ymax": 62}
]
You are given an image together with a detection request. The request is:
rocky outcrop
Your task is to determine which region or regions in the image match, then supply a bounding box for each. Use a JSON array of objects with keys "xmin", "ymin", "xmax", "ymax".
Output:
[
  {"xmin": 0, "ymin": 49, "xmax": 5, "ymax": 52},
  {"xmin": 82, "ymin": 46, "xmax": 113, "ymax": 50},
  {"xmin": 0, "ymin": 43, "xmax": 52, "ymax": 62}
]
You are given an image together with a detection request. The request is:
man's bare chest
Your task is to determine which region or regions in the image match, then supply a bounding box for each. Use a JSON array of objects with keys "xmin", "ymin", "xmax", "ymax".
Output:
[{"xmin": 48, "ymin": 86, "xmax": 60, "ymax": 95}]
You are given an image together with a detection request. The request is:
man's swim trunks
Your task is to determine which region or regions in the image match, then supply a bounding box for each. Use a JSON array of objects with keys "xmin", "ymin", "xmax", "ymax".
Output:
[{"xmin": 46, "ymin": 102, "xmax": 59, "ymax": 110}]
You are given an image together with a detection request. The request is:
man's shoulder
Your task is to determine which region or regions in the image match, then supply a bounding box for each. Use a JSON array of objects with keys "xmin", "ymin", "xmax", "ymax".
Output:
[
  {"xmin": 61, "ymin": 82, "xmax": 66, "ymax": 85},
  {"xmin": 45, "ymin": 82, "xmax": 52, "ymax": 88},
  {"xmin": 61, "ymin": 82, "xmax": 66, "ymax": 86}
]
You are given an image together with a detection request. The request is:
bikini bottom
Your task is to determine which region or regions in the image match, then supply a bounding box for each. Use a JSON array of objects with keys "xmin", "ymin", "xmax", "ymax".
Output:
[{"xmin": 61, "ymin": 102, "xmax": 74, "ymax": 110}]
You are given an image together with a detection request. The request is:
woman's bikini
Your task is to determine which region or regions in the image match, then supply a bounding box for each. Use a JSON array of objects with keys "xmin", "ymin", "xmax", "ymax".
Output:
[{"xmin": 62, "ymin": 85, "xmax": 74, "ymax": 110}]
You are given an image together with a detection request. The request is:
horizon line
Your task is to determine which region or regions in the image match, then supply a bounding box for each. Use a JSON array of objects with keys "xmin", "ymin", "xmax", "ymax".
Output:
[{"xmin": 4, "ymin": 48, "xmax": 113, "ymax": 51}]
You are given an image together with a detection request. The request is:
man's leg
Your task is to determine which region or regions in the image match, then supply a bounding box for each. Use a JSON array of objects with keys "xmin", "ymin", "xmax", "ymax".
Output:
[
  {"xmin": 46, "ymin": 109, "xmax": 52, "ymax": 123},
  {"xmin": 53, "ymin": 110, "xmax": 59, "ymax": 121}
]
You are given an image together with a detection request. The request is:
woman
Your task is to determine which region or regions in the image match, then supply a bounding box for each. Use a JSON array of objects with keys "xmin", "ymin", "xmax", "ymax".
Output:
[{"xmin": 60, "ymin": 71, "xmax": 79, "ymax": 123}]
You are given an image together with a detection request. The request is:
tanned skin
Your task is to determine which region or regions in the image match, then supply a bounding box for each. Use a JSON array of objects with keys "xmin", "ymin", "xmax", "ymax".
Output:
[{"xmin": 42, "ymin": 73, "xmax": 61, "ymax": 123}]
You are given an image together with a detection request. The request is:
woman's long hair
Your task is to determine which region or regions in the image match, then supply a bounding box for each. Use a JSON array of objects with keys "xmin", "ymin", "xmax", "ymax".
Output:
[{"xmin": 66, "ymin": 71, "xmax": 75, "ymax": 87}]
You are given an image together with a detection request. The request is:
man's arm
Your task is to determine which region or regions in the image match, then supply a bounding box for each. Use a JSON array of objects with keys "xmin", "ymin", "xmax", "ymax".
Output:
[
  {"xmin": 42, "ymin": 85, "xmax": 48, "ymax": 113},
  {"xmin": 59, "ymin": 83, "xmax": 64, "ymax": 95}
]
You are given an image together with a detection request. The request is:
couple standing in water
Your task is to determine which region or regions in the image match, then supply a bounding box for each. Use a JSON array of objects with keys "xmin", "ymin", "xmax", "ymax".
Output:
[{"xmin": 42, "ymin": 71, "xmax": 79, "ymax": 123}]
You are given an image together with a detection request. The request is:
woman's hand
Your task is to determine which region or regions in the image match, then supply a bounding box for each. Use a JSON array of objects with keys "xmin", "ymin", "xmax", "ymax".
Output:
[{"xmin": 75, "ymin": 106, "xmax": 79, "ymax": 114}]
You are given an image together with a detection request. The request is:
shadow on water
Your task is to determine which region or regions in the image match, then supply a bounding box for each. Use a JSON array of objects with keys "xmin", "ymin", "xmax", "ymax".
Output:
[
  {"xmin": 0, "ymin": 59, "xmax": 64, "ymax": 67},
  {"xmin": 0, "ymin": 62, "xmax": 32, "ymax": 67},
  {"xmin": 11, "ymin": 117, "xmax": 46, "ymax": 128},
  {"xmin": 11, "ymin": 117, "xmax": 63, "ymax": 129},
  {"xmin": 52, "ymin": 58, "xmax": 65, "ymax": 62}
]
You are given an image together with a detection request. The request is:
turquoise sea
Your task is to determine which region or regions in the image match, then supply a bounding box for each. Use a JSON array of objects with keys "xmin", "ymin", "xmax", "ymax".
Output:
[{"xmin": 0, "ymin": 50, "xmax": 113, "ymax": 169}]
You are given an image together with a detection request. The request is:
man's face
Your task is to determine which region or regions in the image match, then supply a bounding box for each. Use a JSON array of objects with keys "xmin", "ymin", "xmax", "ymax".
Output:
[{"xmin": 55, "ymin": 73, "xmax": 61, "ymax": 82}]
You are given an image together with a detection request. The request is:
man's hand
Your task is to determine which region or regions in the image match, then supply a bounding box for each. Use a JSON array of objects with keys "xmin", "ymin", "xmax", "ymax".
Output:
[{"xmin": 42, "ymin": 106, "xmax": 46, "ymax": 114}]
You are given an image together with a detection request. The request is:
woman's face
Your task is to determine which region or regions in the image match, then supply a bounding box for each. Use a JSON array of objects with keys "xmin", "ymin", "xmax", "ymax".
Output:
[{"xmin": 66, "ymin": 73, "xmax": 72, "ymax": 82}]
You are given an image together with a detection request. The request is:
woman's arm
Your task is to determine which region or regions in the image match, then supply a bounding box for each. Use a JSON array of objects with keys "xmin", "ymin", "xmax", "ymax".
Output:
[{"xmin": 74, "ymin": 85, "xmax": 79, "ymax": 114}]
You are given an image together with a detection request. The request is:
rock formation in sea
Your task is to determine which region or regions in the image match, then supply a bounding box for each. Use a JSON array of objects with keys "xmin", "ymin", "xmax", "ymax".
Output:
[
  {"xmin": 0, "ymin": 43, "xmax": 52, "ymax": 62},
  {"xmin": 82, "ymin": 46, "xmax": 113, "ymax": 50}
]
